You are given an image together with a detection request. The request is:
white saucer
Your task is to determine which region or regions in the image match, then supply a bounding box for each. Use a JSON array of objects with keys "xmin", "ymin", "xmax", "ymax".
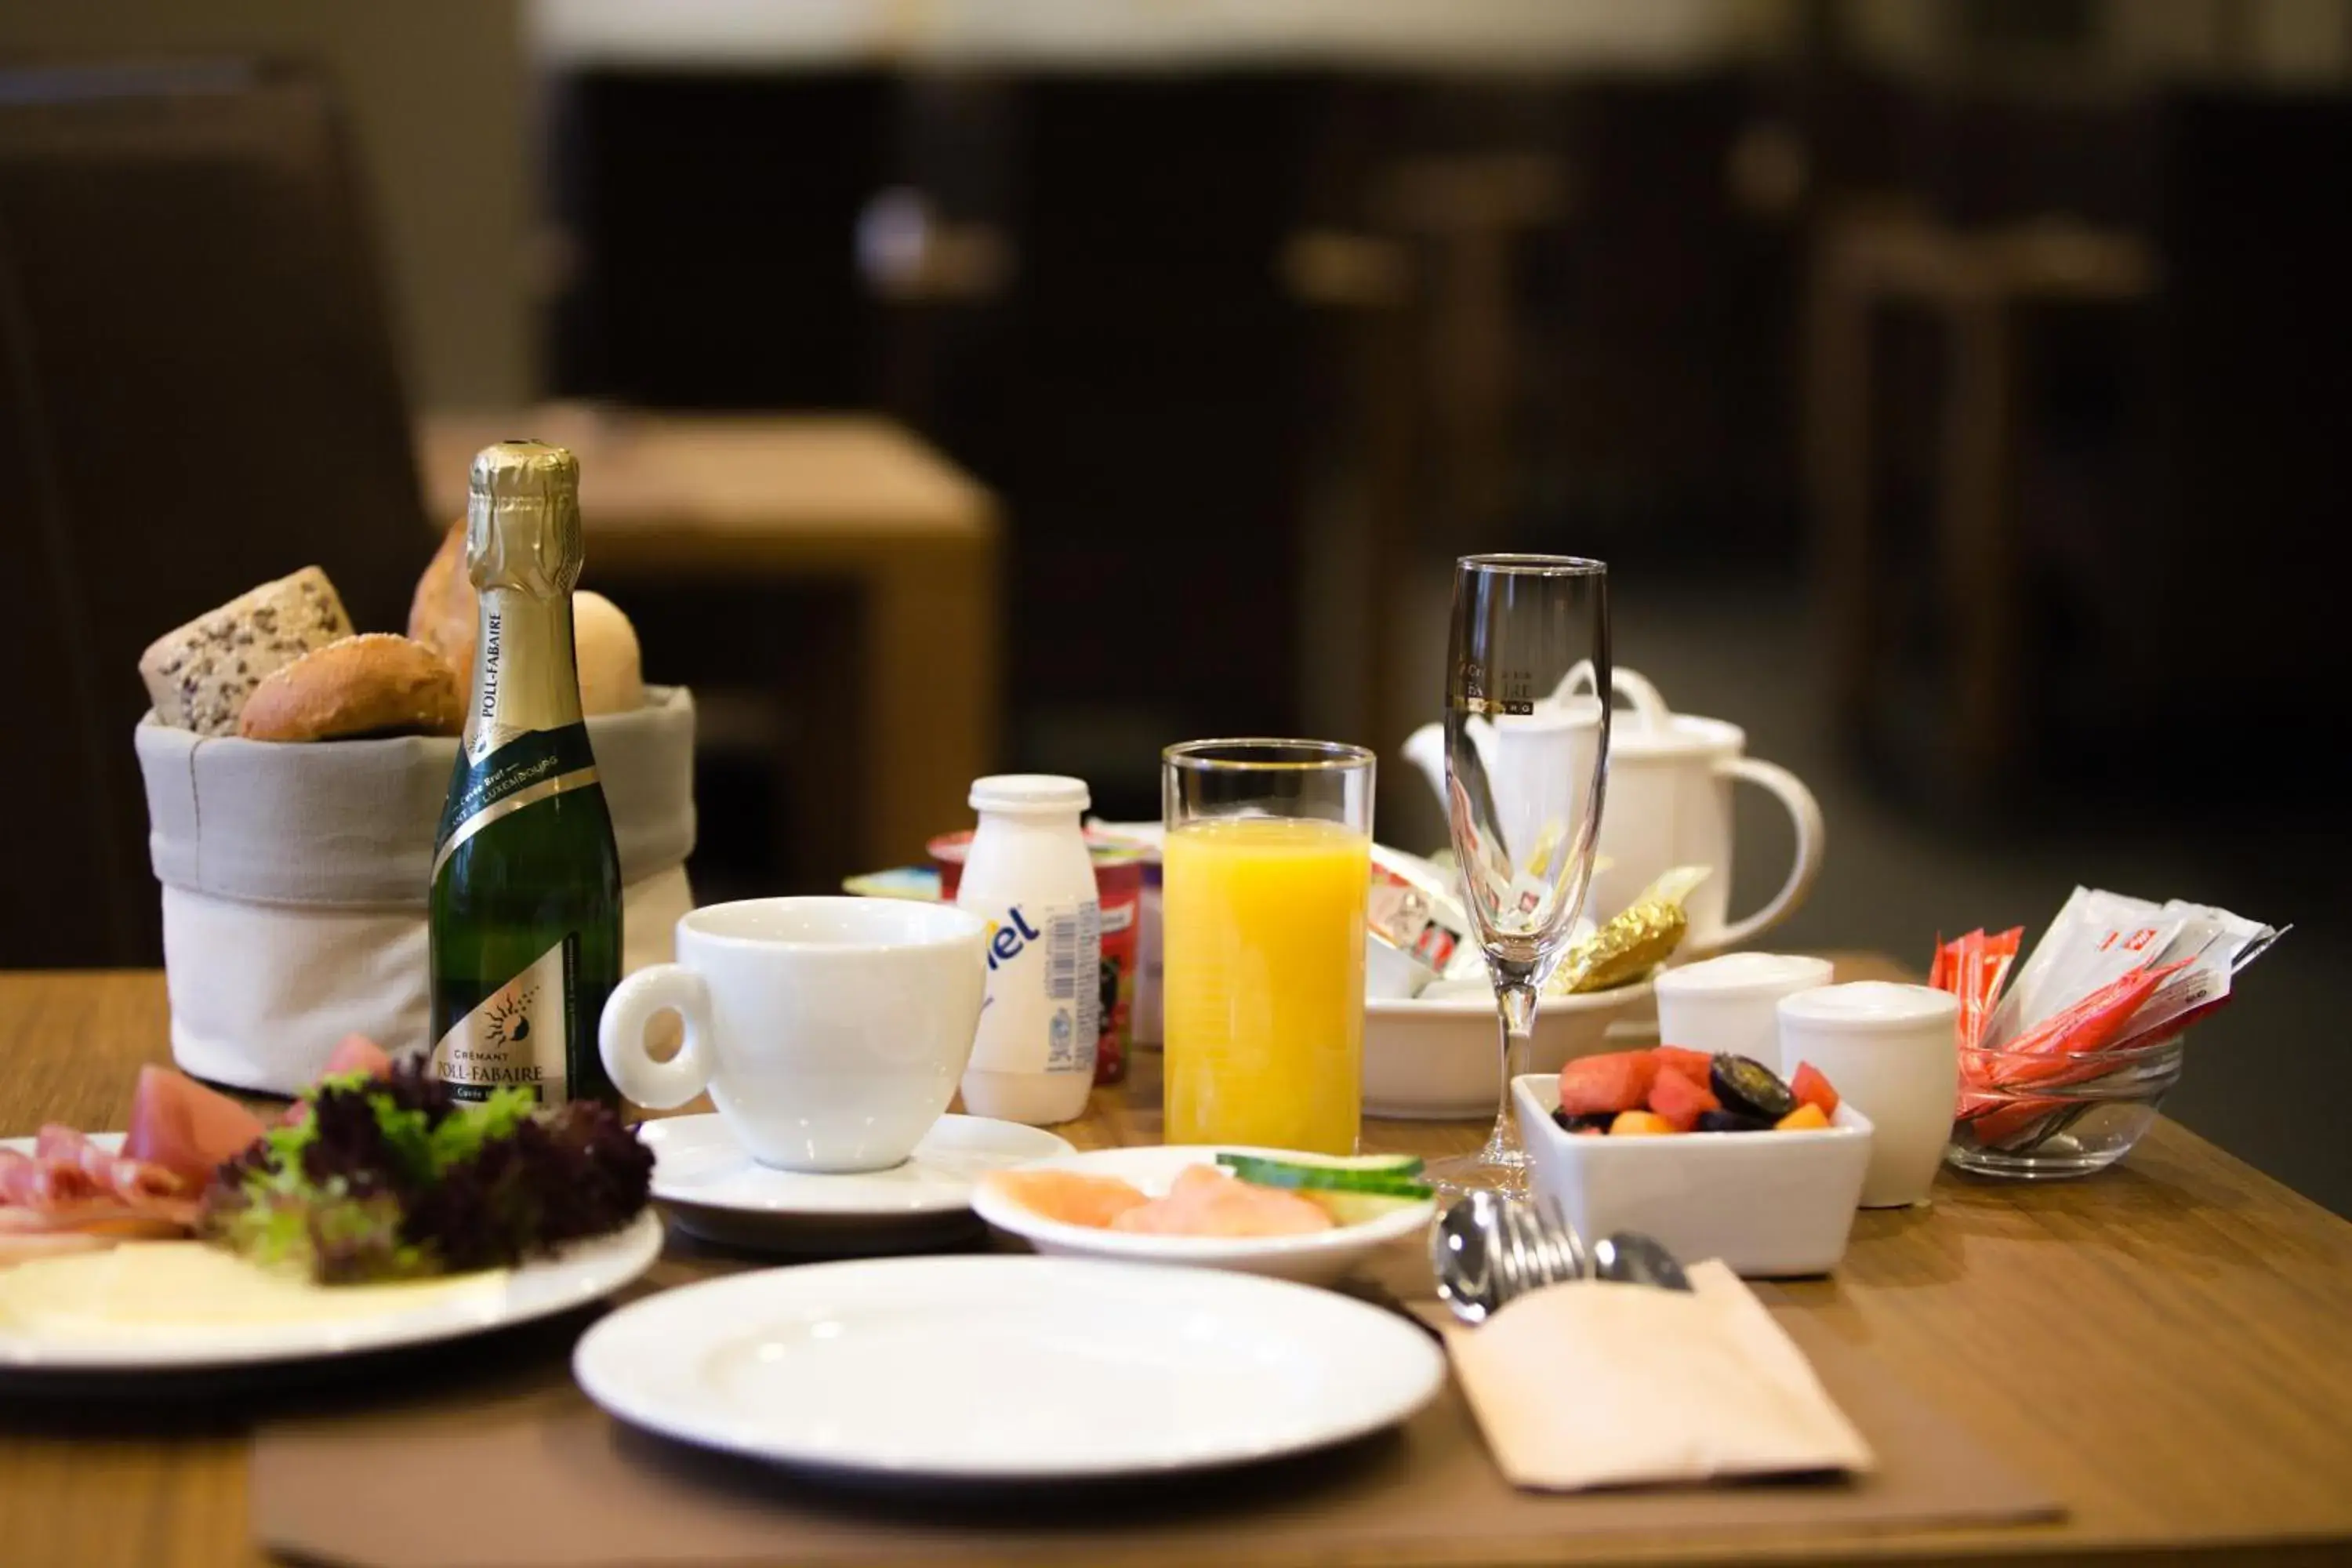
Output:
[{"xmin": 640, "ymin": 1114, "xmax": 1076, "ymax": 1252}]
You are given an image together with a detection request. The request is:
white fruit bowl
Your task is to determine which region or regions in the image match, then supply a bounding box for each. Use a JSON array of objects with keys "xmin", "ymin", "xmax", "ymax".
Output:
[
  {"xmin": 970, "ymin": 1145, "xmax": 1435, "ymax": 1287},
  {"xmin": 1363, "ymin": 980, "xmax": 1654, "ymax": 1120},
  {"xmin": 1512, "ymin": 1073, "xmax": 1872, "ymax": 1278}
]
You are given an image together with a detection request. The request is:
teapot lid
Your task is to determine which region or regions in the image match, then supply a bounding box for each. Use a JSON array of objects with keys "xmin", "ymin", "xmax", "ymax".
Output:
[{"xmin": 1559, "ymin": 668, "xmax": 1741, "ymax": 758}]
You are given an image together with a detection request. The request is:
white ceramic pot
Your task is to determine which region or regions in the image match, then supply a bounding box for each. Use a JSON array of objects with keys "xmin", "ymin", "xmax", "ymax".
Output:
[
  {"xmin": 1403, "ymin": 669, "xmax": 1824, "ymax": 953},
  {"xmin": 1777, "ymin": 982, "xmax": 1959, "ymax": 1208},
  {"xmin": 1653, "ymin": 952, "xmax": 1836, "ymax": 1073}
]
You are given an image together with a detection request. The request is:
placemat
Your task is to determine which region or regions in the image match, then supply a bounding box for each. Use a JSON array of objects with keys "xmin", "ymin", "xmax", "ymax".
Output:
[{"xmin": 252, "ymin": 1247, "xmax": 2060, "ymax": 1568}]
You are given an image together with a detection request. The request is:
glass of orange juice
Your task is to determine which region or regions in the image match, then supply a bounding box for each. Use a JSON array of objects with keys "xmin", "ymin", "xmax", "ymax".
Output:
[{"xmin": 1161, "ymin": 739, "xmax": 1374, "ymax": 1155}]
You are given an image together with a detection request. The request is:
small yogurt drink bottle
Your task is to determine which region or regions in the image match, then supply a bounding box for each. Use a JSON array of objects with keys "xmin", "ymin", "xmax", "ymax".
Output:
[{"xmin": 956, "ymin": 775, "xmax": 1102, "ymax": 1124}]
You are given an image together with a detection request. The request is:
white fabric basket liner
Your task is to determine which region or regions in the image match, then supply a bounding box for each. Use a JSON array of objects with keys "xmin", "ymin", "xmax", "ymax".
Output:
[{"xmin": 135, "ymin": 686, "xmax": 698, "ymax": 1092}]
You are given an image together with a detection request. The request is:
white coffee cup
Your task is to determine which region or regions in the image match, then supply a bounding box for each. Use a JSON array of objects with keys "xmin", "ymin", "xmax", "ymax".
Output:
[
  {"xmin": 1653, "ymin": 952, "xmax": 1835, "ymax": 1072},
  {"xmin": 1403, "ymin": 669, "xmax": 1823, "ymax": 953},
  {"xmin": 1777, "ymin": 982, "xmax": 1959, "ymax": 1208},
  {"xmin": 600, "ymin": 896, "xmax": 988, "ymax": 1173}
]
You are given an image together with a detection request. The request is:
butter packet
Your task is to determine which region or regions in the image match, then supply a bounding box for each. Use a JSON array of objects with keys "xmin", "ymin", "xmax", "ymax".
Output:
[
  {"xmin": 1551, "ymin": 866, "xmax": 1710, "ymax": 995},
  {"xmin": 1367, "ymin": 845, "xmax": 1475, "ymax": 982}
]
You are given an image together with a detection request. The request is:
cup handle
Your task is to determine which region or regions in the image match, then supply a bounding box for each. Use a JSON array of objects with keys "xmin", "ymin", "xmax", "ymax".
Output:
[
  {"xmin": 1703, "ymin": 757, "xmax": 1827, "ymax": 954},
  {"xmin": 598, "ymin": 963, "xmax": 713, "ymax": 1109}
]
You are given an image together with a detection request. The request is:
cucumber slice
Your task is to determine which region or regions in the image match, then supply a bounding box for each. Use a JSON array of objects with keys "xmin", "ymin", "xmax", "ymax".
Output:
[
  {"xmin": 1217, "ymin": 1152, "xmax": 1432, "ymax": 1199},
  {"xmin": 1215, "ymin": 1151, "xmax": 1423, "ymax": 1181},
  {"xmin": 1300, "ymin": 1188, "xmax": 1434, "ymax": 1227}
]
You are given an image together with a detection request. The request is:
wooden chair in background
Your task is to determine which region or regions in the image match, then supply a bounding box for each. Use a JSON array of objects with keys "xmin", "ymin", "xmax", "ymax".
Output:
[{"xmin": 0, "ymin": 60, "xmax": 430, "ymax": 966}]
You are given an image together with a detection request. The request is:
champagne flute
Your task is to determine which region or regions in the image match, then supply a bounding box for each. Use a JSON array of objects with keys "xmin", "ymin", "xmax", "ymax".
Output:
[{"xmin": 1428, "ymin": 554, "xmax": 1611, "ymax": 1198}]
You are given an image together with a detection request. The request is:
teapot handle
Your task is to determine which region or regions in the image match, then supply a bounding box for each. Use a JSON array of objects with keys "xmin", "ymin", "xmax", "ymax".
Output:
[
  {"xmin": 1550, "ymin": 663, "xmax": 1670, "ymax": 728},
  {"xmin": 1701, "ymin": 757, "xmax": 1826, "ymax": 954}
]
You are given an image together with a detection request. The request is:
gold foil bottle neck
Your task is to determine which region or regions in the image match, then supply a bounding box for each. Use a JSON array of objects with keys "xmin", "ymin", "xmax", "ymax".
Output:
[{"xmin": 466, "ymin": 440, "xmax": 583, "ymax": 598}]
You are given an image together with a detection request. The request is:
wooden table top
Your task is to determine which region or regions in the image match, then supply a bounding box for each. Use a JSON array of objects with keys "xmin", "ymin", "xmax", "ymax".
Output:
[
  {"xmin": 5, "ymin": 962, "xmax": 2352, "ymax": 1568},
  {"xmin": 416, "ymin": 409, "xmax": 998, "ymax": 570}
]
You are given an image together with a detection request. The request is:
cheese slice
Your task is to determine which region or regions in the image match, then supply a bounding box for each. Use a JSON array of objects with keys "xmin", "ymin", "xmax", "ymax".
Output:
[{"xmin": 0, "ymin": 1242, "xmax": 505, "ymax": 1337}]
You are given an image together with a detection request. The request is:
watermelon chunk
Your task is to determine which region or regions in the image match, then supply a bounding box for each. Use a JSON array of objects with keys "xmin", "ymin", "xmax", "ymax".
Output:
[
  {"xmin": 1646, "ymin": 1066, "xmax": 1721, "ymax": 1133},
  {"xmin": 1557, "ymin": 1051, "xmax": 1661, "ymax": 1117},
  {"xmin": 1790, "ymin": 1062, "xmax": 1841, "ymax": 1117},
  {"xmin": 1653, "ymin": 1046, "xmax": 1714, "ymax": 1085}
]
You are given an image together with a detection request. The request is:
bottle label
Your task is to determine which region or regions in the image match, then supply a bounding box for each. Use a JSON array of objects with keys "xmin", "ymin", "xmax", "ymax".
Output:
[
  {"xmin": 431, "ymin": 722, "xmax": 601, "ymax": 884},
  {"xmin": 432, "ymin": 935, "xmax": 575, "ymax": 1103},
  {"xmin": 971, "ymin": 899, "xmax": 1101, "ymax": 1077}
]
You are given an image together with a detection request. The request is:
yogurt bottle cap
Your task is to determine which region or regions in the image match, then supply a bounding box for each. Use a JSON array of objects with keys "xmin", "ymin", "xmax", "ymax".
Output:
[{"xmin": 970, "ymin": 774, "xmax": 1091, "ymax": 815}]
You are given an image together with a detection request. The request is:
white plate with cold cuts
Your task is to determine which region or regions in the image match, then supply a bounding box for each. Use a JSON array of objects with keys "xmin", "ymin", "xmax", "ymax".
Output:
[
  {"xmin": 0, "ymin": 1136, "xmax": 662, "ymax": 1377},
  {"xmin": 640, "ymin": 1113, "xmax": 1073, "ymax": 1251},
  {"xmin": 573, "ymin": 1254, "xmax": 1446, "ymax": 1483}
]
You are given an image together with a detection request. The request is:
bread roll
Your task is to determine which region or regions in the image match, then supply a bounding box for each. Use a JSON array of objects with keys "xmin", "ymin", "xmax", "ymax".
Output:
[
  {"xmin": 408, "ymin": 524, "xmax": 644, "ymax": 714},
  {"xmin": 574, "ymin": 590, "xmax": 645, "ymax": 715},
  {"xmin": 140, "ymin": 567, "xmax": 353, "ymax": 735},
  {"xmin": 236, "ymin": 634, "xmax": 463, "ymax": 742},
  {"xmin": 407, "ymin": 519, "xmax": 474, "ymax": 677}
]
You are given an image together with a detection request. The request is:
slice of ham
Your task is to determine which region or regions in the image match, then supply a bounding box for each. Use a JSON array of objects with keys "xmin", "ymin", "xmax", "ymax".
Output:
[
  {"xmin": 34, "ymin": 1125, "xmax": 189, "ymax": 1204},
  {"xmin": 0, "ymin": 1037, "xmax": 398, "ymax": 1268},
  {"xmin": 121, "ymin": 1064, "xmax": 267, "ymax": 1187},
  {"xmin": 320, "ymin": 1033, "xmax": 396, "ymax": 1081},
  {"xmin": 0, "ymin": 1193, "xmax": 201, "ymax": 1233},
  {"xmin": 0, "ymin": 1145, "xmax": 89, "ymax": 1208}
]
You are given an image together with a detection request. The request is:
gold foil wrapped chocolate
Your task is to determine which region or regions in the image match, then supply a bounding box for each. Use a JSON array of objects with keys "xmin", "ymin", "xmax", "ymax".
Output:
[{"xmin": 1550, "ymin": 866, "xmax": 1711, "ymax": 994}]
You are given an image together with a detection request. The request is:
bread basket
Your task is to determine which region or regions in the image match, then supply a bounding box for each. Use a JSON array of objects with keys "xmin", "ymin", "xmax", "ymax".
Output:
[{"xmin": 134, "ymin": 686, "xmax": 697, "ymax": 1093}]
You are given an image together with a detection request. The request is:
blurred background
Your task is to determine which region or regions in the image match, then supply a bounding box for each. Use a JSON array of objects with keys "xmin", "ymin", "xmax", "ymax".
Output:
[{"xmin": 2, "ymin": 0, "xmax": 2343, "ymax": 1209}]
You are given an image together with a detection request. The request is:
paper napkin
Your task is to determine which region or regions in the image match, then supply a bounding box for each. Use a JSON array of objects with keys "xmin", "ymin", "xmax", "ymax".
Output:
[{"xmin": 1449, "ymin": 1259, "xmax": 1875, "ymax": 1491}]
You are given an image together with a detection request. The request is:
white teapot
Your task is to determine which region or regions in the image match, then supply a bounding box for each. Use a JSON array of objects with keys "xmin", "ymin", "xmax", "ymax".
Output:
[{"xmin": 1401, "ymin": 669, "xmax": 1823, "ymax": 956}]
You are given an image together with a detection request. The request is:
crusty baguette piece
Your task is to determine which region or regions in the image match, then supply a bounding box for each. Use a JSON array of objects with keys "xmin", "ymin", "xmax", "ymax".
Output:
[
  {"xmin": 139, "ymin": 567, "xmax": 353, "ymax": 735},
  {"xmin": 407, "ymin": 518, "xmax": 475, "ymax": 678},
  {"xmin": 235, "ymin": 633, "xmax": 463, "ymax": 742}
]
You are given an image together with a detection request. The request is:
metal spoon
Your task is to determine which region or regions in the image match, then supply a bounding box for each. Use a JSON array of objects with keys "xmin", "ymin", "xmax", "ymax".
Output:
[
  {"xmin": 1431, "ymin": 1193, "xmax": 1687, "ymax": 1324},
  {"xmin": 1592, "ymin": 1230, "xmax": 1693, "ymax": 1292}
]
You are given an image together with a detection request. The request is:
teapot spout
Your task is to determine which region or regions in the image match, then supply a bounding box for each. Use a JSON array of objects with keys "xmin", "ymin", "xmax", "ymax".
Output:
[
  {"xmin": 1402, "ymin": 718, "xmax": 1499, "ymax": 804},
  {"xmin": 1400, "ymin": 723, "xmax": 1450, "ymax": 804}
]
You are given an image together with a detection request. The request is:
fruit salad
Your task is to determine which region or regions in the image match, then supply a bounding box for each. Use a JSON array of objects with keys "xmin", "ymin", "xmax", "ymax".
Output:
[{"xmin": 1551, "ymin": 1049, "xmax": 1839, "ymax": 1137}]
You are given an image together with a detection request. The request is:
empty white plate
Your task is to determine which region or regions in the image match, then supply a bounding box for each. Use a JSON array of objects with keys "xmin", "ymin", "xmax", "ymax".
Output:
[
  {"xmin": 574, "ymin": 1255, "xmax": 1444, "ymax": 1482},
  {"xmin": 641, "ymin": 1114, "xmax": 1074, "ymax": 1250}
]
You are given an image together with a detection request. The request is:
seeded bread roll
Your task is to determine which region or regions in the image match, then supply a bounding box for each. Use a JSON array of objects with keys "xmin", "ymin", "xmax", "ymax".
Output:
[
  {"xmin": 235, "ymin": 634, "xmax": 463, "ymax": 742},
  {"xmin": 407, "ymin": 518, "xmax": 474, "ymax": 677},
  {"xmin": 139, "ymin": 567, "xmax": 353, "ymax": 735}
]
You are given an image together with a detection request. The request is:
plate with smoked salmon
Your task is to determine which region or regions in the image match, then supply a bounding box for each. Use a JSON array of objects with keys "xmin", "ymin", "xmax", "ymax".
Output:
[{"xmin": 971, "ymin": 1145, "xmax": 1437, "ymax": 1286}]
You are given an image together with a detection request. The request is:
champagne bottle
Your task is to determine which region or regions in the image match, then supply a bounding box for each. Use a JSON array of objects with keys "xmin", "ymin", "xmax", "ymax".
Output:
[{"xmin": 428, "ymin": 441, "xmax": 622, "ymax": 1106}]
